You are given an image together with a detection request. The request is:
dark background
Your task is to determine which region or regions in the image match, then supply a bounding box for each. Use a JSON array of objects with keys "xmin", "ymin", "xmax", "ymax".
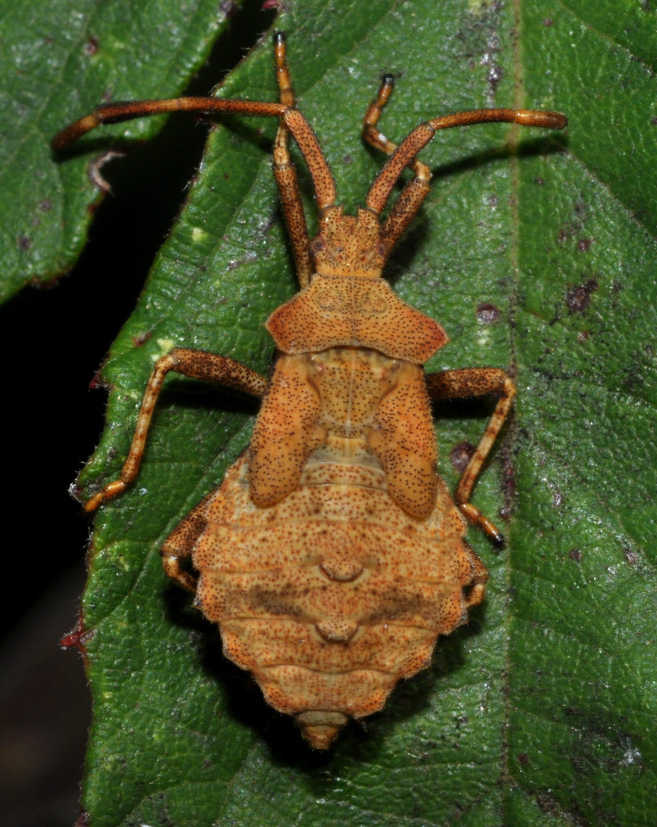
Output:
[{"xmin": 0, "ymin": 5, "xmax": 276, "ymax": 825}]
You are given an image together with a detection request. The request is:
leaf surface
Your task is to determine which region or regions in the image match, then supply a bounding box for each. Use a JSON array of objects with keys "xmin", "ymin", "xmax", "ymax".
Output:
[
  {"xmin": 27, "ymin": 0, "xmax": 657, "ymax": 824},
  {"xmin": 0, "ymin": 0, "xmax": 238, "ymax": 300}
]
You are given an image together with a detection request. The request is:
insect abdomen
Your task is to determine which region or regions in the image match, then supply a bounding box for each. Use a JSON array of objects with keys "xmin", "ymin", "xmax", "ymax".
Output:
[{"xmin": 187, "ymin": 348, "xmax": 487, "ymax": 748}]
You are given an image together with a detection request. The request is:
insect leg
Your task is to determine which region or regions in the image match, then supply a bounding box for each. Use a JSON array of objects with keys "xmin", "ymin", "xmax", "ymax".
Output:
[
  {"xmin": 272, "ymin": 33, "xmax": 313, "ymax": 287},
  {"xmin": 84, "ymin": 348, "xmax": 268, "ymax": 512},
  {"xmin": 362, "ymin": 75, "xmax": 431, "ymax": 257},
  {"xmin": 52, "ymin": 91, "xmax": 338, "ymax": 231},
  {"xmin": 160, "ymin": 489, "xmax": 216, "ymax": 591},
  {"xmin": 365, "ymin": 107, "xmax": 567, "ymax": 252},
  {"xmin": 426, "ymin": 368, "xmax": 516, "ymax": 544}
]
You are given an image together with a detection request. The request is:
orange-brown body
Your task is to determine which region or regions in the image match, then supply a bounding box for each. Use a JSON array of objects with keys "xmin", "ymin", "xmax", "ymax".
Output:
[
  {"xmin": 161, "ymin": 256, "xmax": 487, "ymax": 749},
  {"xmin": 170, "ymin": 347, "xmax": 487, "ymax": 749},
  {"xmin": 60, "ymin": 34, "xmax": 564, "ymax": 750}
]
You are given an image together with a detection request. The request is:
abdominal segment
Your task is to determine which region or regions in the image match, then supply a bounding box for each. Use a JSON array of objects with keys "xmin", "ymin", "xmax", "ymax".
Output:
[{"xmin": 184, "ymin": 445, "xmax": 486, "ymax": 749}]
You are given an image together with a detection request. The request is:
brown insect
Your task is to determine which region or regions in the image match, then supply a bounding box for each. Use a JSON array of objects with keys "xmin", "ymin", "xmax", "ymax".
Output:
[{"xmin": 55, "ymin": 33, "xmax": 566, "ymax": 749}]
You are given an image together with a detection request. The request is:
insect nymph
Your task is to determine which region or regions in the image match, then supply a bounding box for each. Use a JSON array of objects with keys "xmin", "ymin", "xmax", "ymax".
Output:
[{"xmin": 55, "ymin": 33, "xmax": 566, "ymax": 749}]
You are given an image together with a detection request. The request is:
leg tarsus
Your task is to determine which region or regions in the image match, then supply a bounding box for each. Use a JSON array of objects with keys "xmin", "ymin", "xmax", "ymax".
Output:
[
  {"xmin": 458, "ymin": 501, "xmax": 506, "ymax": 548},
  {"xmin": 462, "ymin": 541, "xmax": 489, "ymax": 606},
  {"xmin": 84, "ymin": 480, "xmax": 127, "ymax": 513},
  {"xmin": 161, "ymin": 552, "xmax": 198, "ymax": 592}
]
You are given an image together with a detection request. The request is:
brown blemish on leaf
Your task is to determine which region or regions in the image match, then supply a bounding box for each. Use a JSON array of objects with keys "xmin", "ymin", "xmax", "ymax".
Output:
[
  {"xmin": 450, "ymin": 441, "xmax": 475, "ymax": 473},
  {"xmin": 88, "ymin": 370, "xmax": 110, "ymax": 390},
  {"xmin": 566, "ymin": 278, "xmax": 598, "ymax": 313},
  {"xmin": 569, "ymin": 548, "xmax": 582, "ymax": 562},
  {"xmin": 477, "ymin": 302, "xmax": 501, "ymax": 324},
  {"xmin": 558, "ymin": 203, "xmax": 588, "ymax": 245},
  {"xmin": 557, "ymin": 226, "xmax": 572, "ymax": 244},
  {"xmin": 83, "ymin": 36, "xmax": 99, "ymax": 57},
  {"xmin": 60, "ymin": 620, "xmax": 95, "ymax": 653},
  {"xmin": 132, "ymin": 331, "xmax": 152, "ymax": 347}
]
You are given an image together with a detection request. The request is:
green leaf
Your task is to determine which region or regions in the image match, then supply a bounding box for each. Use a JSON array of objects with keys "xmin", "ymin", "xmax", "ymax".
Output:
[
  {"xmin": 30, "ymin": 0, "xmax": 657, "ymax": 823},
  {"xmin": 0, "ymin": 0, "xmax": 239, "ymax": 301}
]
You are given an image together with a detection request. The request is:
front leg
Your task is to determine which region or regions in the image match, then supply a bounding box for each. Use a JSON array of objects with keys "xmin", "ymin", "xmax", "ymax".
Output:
[
  {"xmin": 84, "ymin": 347, "xmax": 268, "ymax": 512},
  {"xmin": 426, "ymin": 368, "xmax": 516, "ymax": 545}
]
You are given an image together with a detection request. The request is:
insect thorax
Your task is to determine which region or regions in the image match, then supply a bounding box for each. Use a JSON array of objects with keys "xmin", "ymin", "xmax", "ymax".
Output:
[{"xmin": 266, "ymin": 274, "xmax": 448, "ymax": 363}]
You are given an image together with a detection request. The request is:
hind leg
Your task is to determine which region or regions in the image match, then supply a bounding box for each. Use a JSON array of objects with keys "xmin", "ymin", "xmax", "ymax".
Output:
[
  {"xmin": 427, "ymin": 367, "xmax": 515, "ymax": 545},
  {"xmin": 160, "ymin": 489, "xmax": 217, "ymax": 591}
]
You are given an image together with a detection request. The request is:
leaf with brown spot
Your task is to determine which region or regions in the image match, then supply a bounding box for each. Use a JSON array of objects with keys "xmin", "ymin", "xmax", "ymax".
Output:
[{"xmin": 5, "ymin": 0, "xmax": 657, "ymax": 824}]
